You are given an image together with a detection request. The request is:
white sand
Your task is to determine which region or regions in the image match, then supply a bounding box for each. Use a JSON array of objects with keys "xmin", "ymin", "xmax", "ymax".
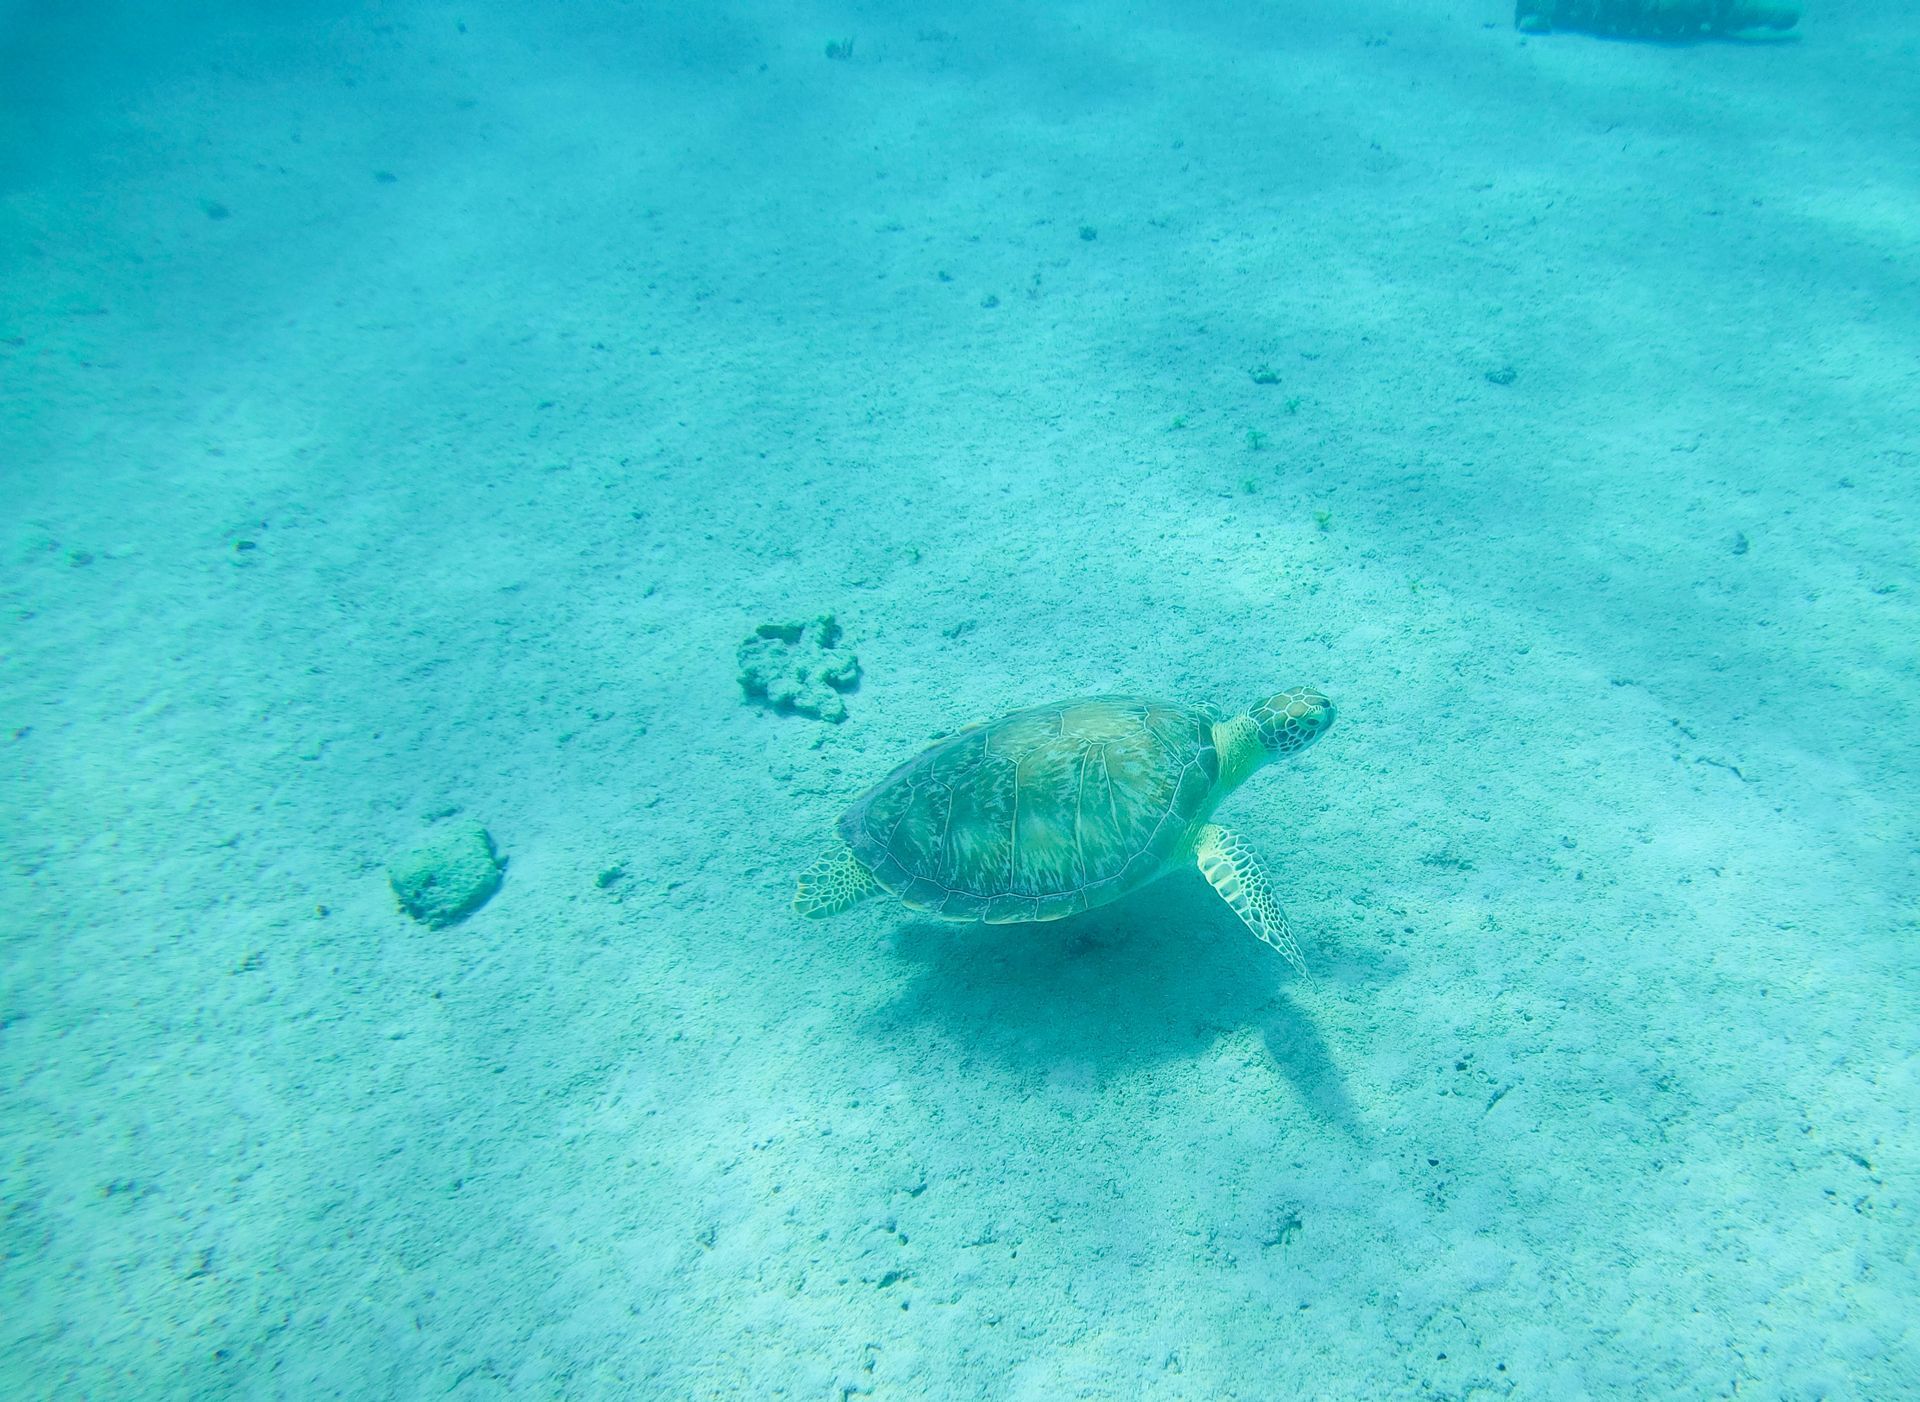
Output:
[{"xmin": 2, "ymin": 0, "xmax": 1915, "ymax": 1396}]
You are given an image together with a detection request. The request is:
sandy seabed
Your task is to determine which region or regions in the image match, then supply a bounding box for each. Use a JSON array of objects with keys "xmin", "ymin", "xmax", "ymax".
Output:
[{"xmin": 2, "ymin": 1, "xmax": 1915, "ymax": 1397}]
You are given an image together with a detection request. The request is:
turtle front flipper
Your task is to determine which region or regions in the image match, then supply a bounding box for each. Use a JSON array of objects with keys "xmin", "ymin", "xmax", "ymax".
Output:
[
  {"xmin": 1194, "ymin": 824, "xmax": 1308, "ymax": 976},
  {"xmin": 794, "ymin": 841, "xmax": 881, "ymax": 918}
]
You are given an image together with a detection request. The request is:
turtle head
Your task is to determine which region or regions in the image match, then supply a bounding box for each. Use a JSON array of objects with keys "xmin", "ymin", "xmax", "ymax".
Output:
[{"xmin": 1250, "ymin": 687, "xmax": 1336, "ymax": 759}]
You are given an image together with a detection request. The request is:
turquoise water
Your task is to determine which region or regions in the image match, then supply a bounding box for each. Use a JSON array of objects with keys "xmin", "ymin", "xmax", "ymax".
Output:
[{"xmin": 3, "ymin": 2, "xmax": 1915, "ymax": 1397}]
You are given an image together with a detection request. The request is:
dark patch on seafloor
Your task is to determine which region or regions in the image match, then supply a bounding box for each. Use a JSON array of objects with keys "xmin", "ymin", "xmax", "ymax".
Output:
[{"xmin": 867, "ymin": 876, "xmax": 1363, "ymax": 1137}]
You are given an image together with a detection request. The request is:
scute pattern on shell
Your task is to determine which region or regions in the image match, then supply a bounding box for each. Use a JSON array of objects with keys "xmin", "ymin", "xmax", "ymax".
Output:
[{"xmin": 839, "ymin": 696, "xmax": 1220, "ymax": 922}]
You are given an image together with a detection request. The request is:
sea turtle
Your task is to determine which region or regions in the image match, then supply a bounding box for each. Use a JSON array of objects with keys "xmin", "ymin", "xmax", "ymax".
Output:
[{"xmin": 793, "ymin": 687, "xmax": 1335, "ymax": 970}]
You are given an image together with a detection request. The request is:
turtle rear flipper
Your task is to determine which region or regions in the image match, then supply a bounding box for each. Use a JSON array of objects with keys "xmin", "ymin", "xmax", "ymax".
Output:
[
  {"xmin": 794, "ymin": 841, "xmax": 880, "ymax": 918},
  {"xmin": 1195, "ymin": 824, "xmax": 1308, "ymax": 976}
]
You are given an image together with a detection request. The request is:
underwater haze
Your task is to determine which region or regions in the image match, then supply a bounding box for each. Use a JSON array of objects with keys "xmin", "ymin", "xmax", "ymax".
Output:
[{"xmin": 2, "ymin": 0, "xmax": 1916, "ymax": 1397}]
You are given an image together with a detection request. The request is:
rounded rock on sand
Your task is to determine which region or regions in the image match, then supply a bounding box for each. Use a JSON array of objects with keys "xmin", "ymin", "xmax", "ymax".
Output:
[{"xmin": 388, "ymin": 820, "xmax": 504, "ymax": 928}]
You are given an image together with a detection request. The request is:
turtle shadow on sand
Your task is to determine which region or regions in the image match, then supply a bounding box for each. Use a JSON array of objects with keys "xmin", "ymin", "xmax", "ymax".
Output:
[
  {"xmin": 865, "ymin": 876, "xmax": 1364, "ymax": 1137},
  {"xmin": 1258, "ymin": 990, "xmax": 1368, "ymax": 1143}
]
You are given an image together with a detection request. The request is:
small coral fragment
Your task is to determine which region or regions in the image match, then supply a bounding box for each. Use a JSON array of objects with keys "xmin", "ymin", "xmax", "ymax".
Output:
[
  {"xmin": 388, "ymin": 821, "xmax": 504, "ymax": 927},
  {"xmin": 737, "ymin": 614, "xmax": 861, "ymax": 722}
]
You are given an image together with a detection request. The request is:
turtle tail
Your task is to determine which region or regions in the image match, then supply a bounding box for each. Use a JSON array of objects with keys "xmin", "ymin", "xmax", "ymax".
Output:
[{"xmin": 794, "ymin": 842, "xmax": 880, "ymax": 918}]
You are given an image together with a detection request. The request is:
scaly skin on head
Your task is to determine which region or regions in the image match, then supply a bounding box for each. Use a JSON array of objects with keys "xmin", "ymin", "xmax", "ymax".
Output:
[{"xmin": 1211, "ymin": 687, "xmax": 1336, "ymax": 795}]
